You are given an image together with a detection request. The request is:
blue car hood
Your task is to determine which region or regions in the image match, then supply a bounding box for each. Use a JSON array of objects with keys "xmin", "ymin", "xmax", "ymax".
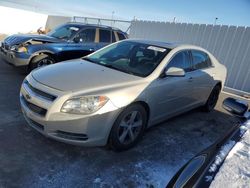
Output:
[{"xmin": 3, "ymin": 34, "xmax": 61, "ymax": 46}]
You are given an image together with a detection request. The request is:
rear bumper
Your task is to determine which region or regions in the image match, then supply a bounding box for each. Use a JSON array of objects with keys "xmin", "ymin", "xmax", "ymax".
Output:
[{"xmin": 0, "ymin": 47, "xmax": 30, "ymax": 66}]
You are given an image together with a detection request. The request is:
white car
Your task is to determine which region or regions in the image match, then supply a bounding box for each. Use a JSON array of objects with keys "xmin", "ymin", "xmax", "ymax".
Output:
[{"xmin": 20, "ymin": 39, "xmax": 227, "ymax": 151}]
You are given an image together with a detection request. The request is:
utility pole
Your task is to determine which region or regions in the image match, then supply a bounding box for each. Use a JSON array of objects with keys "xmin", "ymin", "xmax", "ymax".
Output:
[
  {"xmin": 214, "ymin": 17, "xmax": 218, "ymax": 25},
  {"xmin": 111, "ymin": 11, "xmax": 115, "ymax": 27},
  {"xmin": 173, "ymin": 17, "xmax": 176, "ymax": 23}
]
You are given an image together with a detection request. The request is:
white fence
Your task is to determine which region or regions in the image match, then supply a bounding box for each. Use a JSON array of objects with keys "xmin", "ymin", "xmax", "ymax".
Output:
[{"xmin": 130, "ymin": 21, "xmax": 250, "ymax": 95}]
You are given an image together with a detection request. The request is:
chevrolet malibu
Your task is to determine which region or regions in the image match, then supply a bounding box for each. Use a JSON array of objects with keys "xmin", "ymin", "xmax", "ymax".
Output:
[{"xmin": 20, "ymin": 40, "xmax": 227, "ymax": 151}]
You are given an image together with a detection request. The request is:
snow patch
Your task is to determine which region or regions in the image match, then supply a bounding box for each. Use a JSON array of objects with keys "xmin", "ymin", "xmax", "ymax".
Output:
[
  {"xmin": 227, "ymin": 142, "xmax": 244, "ymax": 159},
  {"xmin": 209, "ymin": 140, "xmax": 236, "ymax": 173},
  {"xmin": 240, "ymin": 126, "xmax": 248, "ymax": 135},
  {"xmin": 210, "ymin": 124, "xmax": 250, "ymax": 188},
  {"xmin": 245, "ymin": 119, "xmax": 250, "ymax": 127},
  {"xmin": 94, "ymin": 178, "xmax": 101, "ymax": 183},
  {"xmin": 205, "ymin": 175, "xmax": 213, "ymax": 182}
]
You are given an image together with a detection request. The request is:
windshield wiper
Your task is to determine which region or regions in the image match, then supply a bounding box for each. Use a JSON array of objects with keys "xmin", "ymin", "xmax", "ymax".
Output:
[
  {"xmin": 100, "ymin": 63, "xmax": 121, "ymax": 71},
  {"xmin": 102, "ymin": 64, "xmax": 138, "ymax": 76},
  {"xmin": 82, "ymin": 57, "xmax": 99, "ymax": 64}
]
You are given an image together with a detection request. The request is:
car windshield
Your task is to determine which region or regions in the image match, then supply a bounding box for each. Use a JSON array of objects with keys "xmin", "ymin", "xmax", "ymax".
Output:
[
  {"xmin": 84, "ymin": 41, "xmax": 170, "ymax": 77},
  {"xmin": 48, "ymin": 25, "xmax": 80, "ymax": 40}
]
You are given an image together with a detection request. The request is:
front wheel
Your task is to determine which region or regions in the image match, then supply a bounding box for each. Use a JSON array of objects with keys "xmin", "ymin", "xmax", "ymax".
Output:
[
  {"xmin": 29, "ymin": 54, "xmax": 55, "ymax": 71},
  {"xmin": 109, "ymin": 104, "xmax": 147, "ymax": 151},
  {"xmin": 202, "ymin": 85, "xmax": 221, "ymax": 112}
]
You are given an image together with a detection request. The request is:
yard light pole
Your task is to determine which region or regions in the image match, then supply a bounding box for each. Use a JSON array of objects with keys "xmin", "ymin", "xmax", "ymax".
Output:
[
  {"xmin": 173, "ymin": 17, "xmax": 176, "ymax": 23},
  {"xmin": 214, "ymin": 17, "xmax": 218, "ymax": 25},
  {"xmin": 111, "ymin": 11, "xmax": 115, "ymax": 27}
]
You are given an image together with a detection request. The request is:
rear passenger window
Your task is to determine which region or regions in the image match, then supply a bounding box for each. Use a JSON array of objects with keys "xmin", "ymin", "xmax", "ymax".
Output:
[
  {"xmin": 166, "ymin": 51, "xmax": 192, "ymax": 72},
  {"xmin": 117, "ymin": 32, "xmax": 126, "ymax": 40},
  {"xmin": 99, "ymin": 29, "xmax": 111, "ymax": 43},
  {"xmin": 191, "ymin": 50, "xmax": 212, "ymax": 69}
]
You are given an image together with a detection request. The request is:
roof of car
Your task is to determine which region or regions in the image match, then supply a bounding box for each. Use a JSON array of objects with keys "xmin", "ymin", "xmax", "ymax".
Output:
[
  {"xmin": 126, "ymin": 39, "xmax": 203, "ymax": 50},
  {"xmin": 64, "ymin": 22, "xmax": 126, "ymax": 33},
  {"xmin": 125, "ymin": 39, "xmax": 179, "ymax": 49}
]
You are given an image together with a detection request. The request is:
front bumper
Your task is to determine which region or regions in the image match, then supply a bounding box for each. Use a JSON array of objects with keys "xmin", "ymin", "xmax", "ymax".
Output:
[
  {"xmin": 0, "ymin": 46, "xmax": 30, "ymax": 66},
  {"xmin": 20, "ymin": 75, "xmax": 121, "ymax": 146}
]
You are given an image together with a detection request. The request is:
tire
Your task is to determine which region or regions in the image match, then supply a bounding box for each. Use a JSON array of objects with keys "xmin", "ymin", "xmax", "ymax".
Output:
[
  {"xmin": 202, "ymin": 84, "xmax": 221, "ymax": 112},
  {"xmin": 29, "ymin": 54, "xmax": 55, "ymax": 71},
  {"xmin": 109, "ymin": 104, "xmax": 147, "ymax": 151}
]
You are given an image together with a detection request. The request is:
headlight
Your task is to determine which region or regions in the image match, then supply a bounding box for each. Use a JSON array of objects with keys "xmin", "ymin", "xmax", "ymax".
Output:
[
  {"xmin": 10, "ymin": 46, "xmax": 27, "ymax": 53},
  {"xmin": 17, "ymin": 46, "xmax": 28, "ymax": 53},
  {"xmin": 61, "ymin": 96, "xmax": 109, "ymax": 114}
]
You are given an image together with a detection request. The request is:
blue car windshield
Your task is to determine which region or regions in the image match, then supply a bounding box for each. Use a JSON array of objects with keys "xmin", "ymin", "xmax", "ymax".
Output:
[
  {"xmin": 48, "ymin": 25, "xmax": 80, "ymax": 40},
  {"xmin": 84, "ymin": 41, "xmax": 170, "ymax": 77}
]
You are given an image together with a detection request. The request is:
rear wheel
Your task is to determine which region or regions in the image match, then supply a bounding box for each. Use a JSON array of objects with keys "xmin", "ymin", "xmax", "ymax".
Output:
[
  {"xmin": 109, "ymin": 104, "xmax": 147, "ymax": 151},
  {"xmin": 29, "ymin": 54, "xmax": 55, "ymax": 71},
  {"xmin": 202, "ymin": 84, "xmax": 221, "ymax": 112}
]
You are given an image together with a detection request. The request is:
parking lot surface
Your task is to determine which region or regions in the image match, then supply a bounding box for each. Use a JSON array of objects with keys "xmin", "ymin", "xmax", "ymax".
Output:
[{"xmin": 0, "ymin": 60, "xmax": 244, "ymax": 188}]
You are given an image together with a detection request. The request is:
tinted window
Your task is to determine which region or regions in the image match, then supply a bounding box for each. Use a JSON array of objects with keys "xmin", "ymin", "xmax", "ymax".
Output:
[
  {"xmin": 117, "ymin": 32, "xmax": 126, "ymax": 40},
  {"xmin": 166, "ymin": 51, "xmax": 191, "ymax": 71},
  {"xmin": 85, "ymin": 41, "xmax": 170, "ymax": 77},
  {"xmin": 191, "ymin": 50, "xmax": 212, "ymax": 69},
  {"xmin": 75, "ymin": 29, "xmax": 95, "ymax": 43},
  {"xmin": 99, "ymin": 29, "xmax": 111, "ymax": 43}
]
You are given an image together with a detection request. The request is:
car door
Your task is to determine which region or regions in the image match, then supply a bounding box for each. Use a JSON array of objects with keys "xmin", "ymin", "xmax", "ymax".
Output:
[
  {"xmin": 148, "ymin": 50, "xmax": 196, "ymax": 124},
  {"xmin": 190, "ymin": 50, "xmax": 216, "ymax": 103},
  {"xmin": 64, "ymin": 28, "xmax": 98, "ymax": 60}
]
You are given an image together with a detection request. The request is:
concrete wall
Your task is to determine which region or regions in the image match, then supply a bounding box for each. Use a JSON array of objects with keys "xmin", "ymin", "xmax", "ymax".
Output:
[
  {"xmin": 45, "ymin": 15, "xmax": 72, "ymax": 31},
  {"xmin": 130, "ymin": 21, "xmax": 250, "ymax": 94}
]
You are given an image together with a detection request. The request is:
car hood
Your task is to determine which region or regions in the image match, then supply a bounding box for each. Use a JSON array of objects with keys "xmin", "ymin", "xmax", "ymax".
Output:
[
  {"xmin": 31, "ymin": 59, "xmax": 143, "ymax": 92},
  {"xmin": 3, "ymin": 34, "xmax": 61, "ymax": 46}
]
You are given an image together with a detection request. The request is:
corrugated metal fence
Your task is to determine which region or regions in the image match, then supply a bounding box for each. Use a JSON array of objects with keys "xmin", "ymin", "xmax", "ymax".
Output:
[{"xmin": 130, "ymin": 21, "xmax": 250, "ymax": 94}]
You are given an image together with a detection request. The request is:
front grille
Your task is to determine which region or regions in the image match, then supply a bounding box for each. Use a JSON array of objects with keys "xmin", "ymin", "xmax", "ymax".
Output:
[
  {"xmin": 27, "ymin": 117, "xmax": 44, "ymax": 131},
  {"xmin": 21, "ymin": 95, "xmax": 47, "ymax": 116},
  {"xmin": 2, "ymin": 43, "xmax": 9, "ymax": 50},
  {"xmin": 24, "ymin": 80, "xmax": 57, "ymax": 101},
  {"xmin": 55, "ymin": 130, "xmax": 88, "ymax": 141}
]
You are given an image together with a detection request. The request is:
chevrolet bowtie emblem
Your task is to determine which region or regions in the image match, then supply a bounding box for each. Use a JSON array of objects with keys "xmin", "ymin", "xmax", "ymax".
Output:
[{"xmin": 25, "ymin": 94, "xmax": 31, "ymax": 100}]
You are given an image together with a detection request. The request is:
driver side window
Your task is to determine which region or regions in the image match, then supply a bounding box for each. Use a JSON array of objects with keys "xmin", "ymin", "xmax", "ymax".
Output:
[
  {"xmin": 74, "ymin": 29, "xmax": 96, "ymax": 43},
  {"xmin": 166, "ymin": 51, "xmax": 192, "ymax": 72}
]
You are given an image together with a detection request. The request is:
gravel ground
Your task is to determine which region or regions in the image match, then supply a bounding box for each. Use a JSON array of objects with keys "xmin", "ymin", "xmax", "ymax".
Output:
[{"xmin": 0, "ymin": 59, "xmax": 246, "ymax": 188}]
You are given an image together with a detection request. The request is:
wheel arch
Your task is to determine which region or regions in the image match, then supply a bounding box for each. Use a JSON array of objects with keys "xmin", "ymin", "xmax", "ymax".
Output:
[
  {"xmin": 131, "ymin": 101, "xmax": 150, "ymax": 126},
  {"xmin": 29, "ymin": 51, "xmax": 57, "ymax": 65},
  {"xmin": 215, "ymin": 81, "xmax": 222, "ymax": 90}
]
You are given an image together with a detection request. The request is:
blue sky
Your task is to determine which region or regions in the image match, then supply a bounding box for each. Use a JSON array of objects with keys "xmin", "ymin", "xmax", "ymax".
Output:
[{"xmin": 0, "ymin": 0, "xmax": 250, "ymax": 26}]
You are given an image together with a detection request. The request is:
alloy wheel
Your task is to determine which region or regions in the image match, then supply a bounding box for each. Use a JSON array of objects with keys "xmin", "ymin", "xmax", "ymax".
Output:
[
  {"xmin": 37, "ymin": 58, "xmax": 54, "ymax": 67},
  {"xmin": 118, "ymin": 111, "xmax": 143, "ymax": 145}
]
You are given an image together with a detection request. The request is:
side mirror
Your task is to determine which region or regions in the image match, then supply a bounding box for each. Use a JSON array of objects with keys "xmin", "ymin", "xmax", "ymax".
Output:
[
  {"xmin": 222, "ymin": 97, "xmax": 248, "ymax": 117},
  {"xmin": 165, "ymin": 67, "xmax": 185, "ymax": 77},
  {"xmin": 73, "ymin": 37, "xmax": 83, "ymax": 43},
  {"xmin": 73, "ymin": 37, "xmax": 79, "ymax": 43}
]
